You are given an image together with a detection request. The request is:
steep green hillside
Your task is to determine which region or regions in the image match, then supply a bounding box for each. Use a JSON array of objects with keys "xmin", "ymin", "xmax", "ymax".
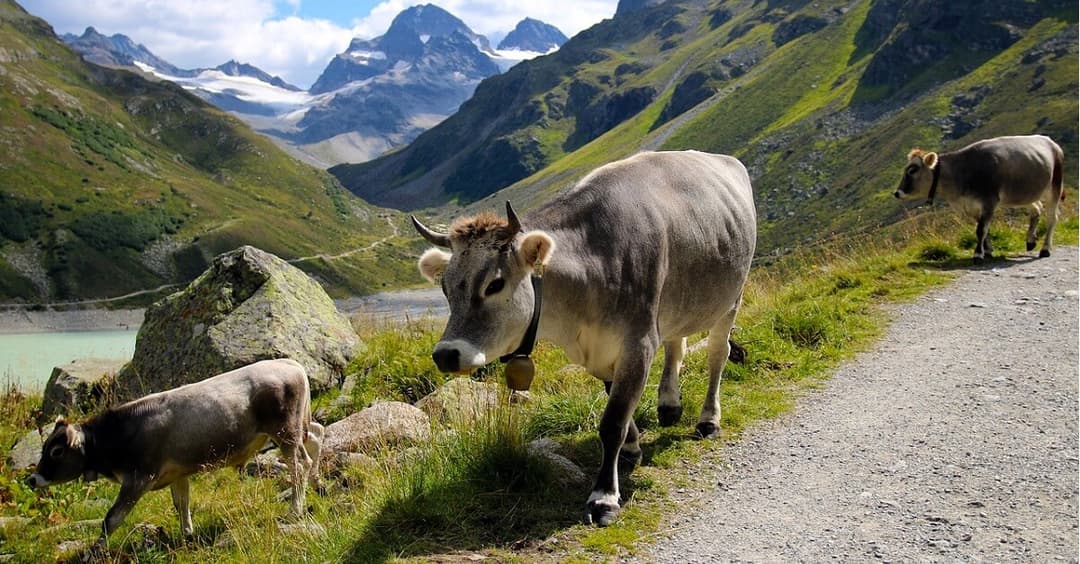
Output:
[
  {"xmin": 333, "ymin": 0, "xmax": 1077, "ymax": 256},
  {"xmin": 0, "ymin": 1, "xmax": 420, "ymax": 303}
]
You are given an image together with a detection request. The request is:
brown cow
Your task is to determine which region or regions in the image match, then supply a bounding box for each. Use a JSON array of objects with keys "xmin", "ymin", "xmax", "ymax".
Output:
[
  {"xmin": 894, "ymin": 135, "xmax": 1064, "ymax": 263},
  {"xmin": 27, "ymin": 359, "xmax": 322, "ymax": 546}
]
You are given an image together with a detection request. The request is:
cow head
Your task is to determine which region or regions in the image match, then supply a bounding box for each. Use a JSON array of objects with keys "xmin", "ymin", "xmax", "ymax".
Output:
[
  {"xmin": 27, "ymin": 417, "xmax": 88, "ymax": 489},
  {"xmin": 894, "ymin": 148, "xmax": 939, "ymax": 200},
  {"xmin": 412, "ymin": 202, "xmax": 554, "ymax": 373}
]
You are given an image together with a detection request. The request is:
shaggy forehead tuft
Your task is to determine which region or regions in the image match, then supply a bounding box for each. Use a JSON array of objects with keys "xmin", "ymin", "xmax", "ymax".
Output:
[
  {"xmin": 907, "ymin": 148, "xmax": 928, "ymax": 160},
  {"xmin": 451, "ymin": 212, "xmax": 513, "ymax": 243}
]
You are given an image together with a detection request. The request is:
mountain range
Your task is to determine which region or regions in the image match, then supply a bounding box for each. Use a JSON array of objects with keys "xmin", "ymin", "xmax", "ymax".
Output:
[
  {"xmin": 330, "ymin": 0, "xmax": 1078, "ymax": 257},
  {"xmin": 59, "ymin": 4, "xmax": 569, "ymax": 167},
  {"xmin": 0, "ymin": 0, "xmax": 422, "ymax": 303}
]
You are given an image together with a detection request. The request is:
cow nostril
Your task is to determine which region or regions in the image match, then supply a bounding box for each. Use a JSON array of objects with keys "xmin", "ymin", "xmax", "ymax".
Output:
[
  {"xmin": 893, "ymin": 191, "xmax": 901, "ymax": 199},
  {"xmin": 432, "ymin": 348, "xmax": 460, "ymax": 373}
]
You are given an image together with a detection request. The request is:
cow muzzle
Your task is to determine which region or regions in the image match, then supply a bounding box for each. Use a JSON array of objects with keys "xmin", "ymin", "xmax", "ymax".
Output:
[
  {"xmin": 26, "ymin": 473, "xmax": 49, "ymax": 489},
  {"xmin": 432, "ymin": 340, "xmax": 486, "ymax": 373}
]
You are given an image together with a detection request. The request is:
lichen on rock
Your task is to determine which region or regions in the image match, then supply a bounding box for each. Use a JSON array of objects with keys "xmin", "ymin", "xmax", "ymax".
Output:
[{"xmin": 114, "ymin": 245, "xmax": 358, "ymax": 398}]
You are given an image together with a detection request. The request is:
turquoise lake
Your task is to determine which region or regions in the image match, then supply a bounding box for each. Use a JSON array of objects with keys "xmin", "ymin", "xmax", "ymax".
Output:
[{"xmin": 0, "ymin": 330, "xmax": 138, "ymax": 392}]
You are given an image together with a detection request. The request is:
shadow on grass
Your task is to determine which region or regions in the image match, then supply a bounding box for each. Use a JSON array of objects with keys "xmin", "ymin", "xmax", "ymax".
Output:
[
  {"xmin": 909, "ymin": 251, "xmax": 1044, "ymax": 272},
  {"xmin": 344, "ymin": 472, "xmax": 580, "ymax": 562}
]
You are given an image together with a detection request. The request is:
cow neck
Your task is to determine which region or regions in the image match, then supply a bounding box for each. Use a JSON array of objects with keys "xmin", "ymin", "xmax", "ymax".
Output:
[
  {"xmin": 926, "ymin": 159, "xmax": 943, "ymax": 204},
  {"xmin": 500, "ymin": 272, "xmax": 543, "ymax": 363}
]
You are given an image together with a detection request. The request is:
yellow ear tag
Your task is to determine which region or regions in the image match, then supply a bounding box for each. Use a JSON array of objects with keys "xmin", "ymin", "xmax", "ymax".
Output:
[{"xmin": 504, "ymin": 356, "xmax": 535, "ymax": 391}]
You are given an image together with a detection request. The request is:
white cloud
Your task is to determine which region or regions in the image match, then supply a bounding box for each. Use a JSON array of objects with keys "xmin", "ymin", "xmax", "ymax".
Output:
[{"xmin": 20, "ymin": 1, "xmax": 619, "ymax": 89}]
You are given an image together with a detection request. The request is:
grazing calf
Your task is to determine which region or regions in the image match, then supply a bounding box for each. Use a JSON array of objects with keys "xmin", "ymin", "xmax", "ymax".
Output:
[
  {"xmin": 27, "ymin": 358, "xmax": 322, "ymax": 546},
  {"xmin": 893, "ymin": 135, "xmax": 1064, "ymax": 263},
  {"xmin": 412, "ymin": 150, "xmax": 757, "ymax": 526}
]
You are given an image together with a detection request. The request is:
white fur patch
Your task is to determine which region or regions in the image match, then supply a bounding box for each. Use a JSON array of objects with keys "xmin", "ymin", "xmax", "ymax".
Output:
[
  {"xmin": 587, "ymin": 490, "xmax": 620, "ymax": 507},
  {"xmin": 435, "ymin": 340, "xmax": 487, "ymax": 370},
  {"xmin": 418, "ymin": 248, "xmax": 452, "ymax": 283}
]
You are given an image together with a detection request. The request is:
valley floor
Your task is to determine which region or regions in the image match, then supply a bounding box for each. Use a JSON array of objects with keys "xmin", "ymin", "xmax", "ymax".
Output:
[{"xmin": 639, "ymin": 249, "xmax": 1079, "ymax": 562}]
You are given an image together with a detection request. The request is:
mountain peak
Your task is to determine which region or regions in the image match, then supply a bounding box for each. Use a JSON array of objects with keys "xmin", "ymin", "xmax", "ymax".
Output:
[{"xmin": 497, "ymin": 17, "xmax": 568, "ymax": 52}]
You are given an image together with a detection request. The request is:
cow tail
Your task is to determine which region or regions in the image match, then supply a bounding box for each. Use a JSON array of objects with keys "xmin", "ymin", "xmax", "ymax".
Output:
[{"xmin": 1053, "ymin": 144, "xmax": 1065, "ymax": 201}]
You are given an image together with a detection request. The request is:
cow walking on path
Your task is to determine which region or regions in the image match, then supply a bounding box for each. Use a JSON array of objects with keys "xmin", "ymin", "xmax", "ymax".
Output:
[
  {"xmin": 28, "ymin": 358, "xmax": 323, "ymax": 546},
  {"xmin": 412, "ymin": 150, "xmax": 757, "ymax": 526},
  {"xmin": 893, "ymin": 134, "xmax": 1064, "ymax": 263}
]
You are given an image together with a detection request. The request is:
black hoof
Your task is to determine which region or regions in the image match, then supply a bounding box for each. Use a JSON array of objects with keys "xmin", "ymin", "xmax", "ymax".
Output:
[
  {"xmin": 657, "ymin": 404, "xmax": 683, "ymax": 427},
  {"xmin": 972, "ymin": 255, "xmax": 984, "ymax": 265},
  {"xmin": 1039, "ymin": 249, "xmax": 1050, "ymax": 258},
  {"xmin": 1027, "ymin": 241, "xmax": 1037, "ymax": 251},
  {"xmin": 695, "ymin": 421, "xmax": 720, "ymax": 439},
  {"xmin": 619, "ymin": 446, "xmax": 642, "ymax": 470},
  {"xmin": 584, "ymin": 499, "xmax": 620, "ymax": 527}
]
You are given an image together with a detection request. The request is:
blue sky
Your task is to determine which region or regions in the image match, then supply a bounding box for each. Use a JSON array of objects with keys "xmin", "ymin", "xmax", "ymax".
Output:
[{"xmin": 21, "ymin": 0, "xmax": 619, "ymax": 89}]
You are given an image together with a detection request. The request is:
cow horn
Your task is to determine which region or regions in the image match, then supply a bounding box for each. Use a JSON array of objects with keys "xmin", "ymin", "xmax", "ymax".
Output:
[
  {"xmin": 411, "ymin": 215, "xmax": 451, "ymax": 248},
  {"xmin": 505, "ymin": 201, "xmax": 522, "ymax": 237}
]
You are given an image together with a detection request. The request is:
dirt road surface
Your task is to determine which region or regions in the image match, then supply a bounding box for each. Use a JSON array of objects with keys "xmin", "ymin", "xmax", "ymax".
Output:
[{"xmin": 641, "ymin": 249, "xmax": 1078, "ymax": 562}]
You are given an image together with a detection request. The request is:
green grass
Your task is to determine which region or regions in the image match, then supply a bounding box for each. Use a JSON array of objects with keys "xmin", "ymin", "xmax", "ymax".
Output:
[{"xmin": 6, "ymin": 216, "xmax": 1069, "ymax": 561}]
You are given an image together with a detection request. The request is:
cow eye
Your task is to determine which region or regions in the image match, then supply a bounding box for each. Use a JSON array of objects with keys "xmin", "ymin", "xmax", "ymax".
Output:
[
  {"xmin": 484, "ymin": 278, "xmax": 505, "ymax": 296},
  {"xmin": 906, "ymin": 165, "xmax": 917, "ymax": 176},
  {"xmin": 49, "ymin": 445, "xmax": 65, "ymax": 459}
]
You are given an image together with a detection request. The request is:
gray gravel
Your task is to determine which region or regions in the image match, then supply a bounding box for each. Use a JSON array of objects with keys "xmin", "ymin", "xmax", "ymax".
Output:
[{"xmin": 641, "ymin": 249, "xmax": 1079, "ymax": 563}]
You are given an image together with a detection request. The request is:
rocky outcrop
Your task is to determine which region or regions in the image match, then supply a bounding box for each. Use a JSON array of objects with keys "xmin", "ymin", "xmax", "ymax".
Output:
[
  {"xmin": 114, "ymin": 246, "xmax": 358, "ymax": 399},
  {"xmin": 38, "ymin": 358, "xmax": 126, "ymax": 422},
  {"xmin": 773, "ymin": 16, "xmax": 828, "ymax": 47},
  {"xmin": 322, "ymin": 401, "xmax": 431, "ymax": 453},
  {"xmin": 415, "ymin": 377, "xmax": 500, "ymax": 426},
  {"xmin": 858, "ymin": 0, "xmax": 1056, "ymax": 95},
  {"xmin": 656, "ymin": 71, "xmax": 715, "ymax": 125}
]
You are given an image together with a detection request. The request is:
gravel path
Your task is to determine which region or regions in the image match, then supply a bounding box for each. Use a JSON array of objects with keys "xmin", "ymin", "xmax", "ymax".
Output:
[{"xmin": 641, "ymin": 249, "xmax": 1079, "ymax": 563}]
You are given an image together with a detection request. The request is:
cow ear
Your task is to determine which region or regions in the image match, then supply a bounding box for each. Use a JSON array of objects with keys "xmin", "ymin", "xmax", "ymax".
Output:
[
  {"xmin": 519, "ymin": 230, "xmax": 555, "ymax": 271},
  {"xmin": 64, "ymin": 424, "xmax": 85, "ymax": 451},
  {"xmin": 418, "ymin": 248, "xmax": 452, "ymax": 283},
  {"xmin": 922, "ymin": 152, "xmax": 938, "ymax": 169}
]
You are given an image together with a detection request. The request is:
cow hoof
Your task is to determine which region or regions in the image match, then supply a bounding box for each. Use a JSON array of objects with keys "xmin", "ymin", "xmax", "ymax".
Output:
[
  {"xmin": 1039, "ymin": 249, "xmax": 1050, "ymax": 258},
  {"xmin": 695, "ymin": 421, "xmax": 720, "ymax": 439},
  {"xmin": 657, "ymin": 404, "xmax": 683, "ymax": 427},
  {"xmin": 584, "ymin": 499, "xmax": 620, "ymax": 527},
  {"xmin": 1027, "ymin": 241, "xmax": 1037, "ymax": 251},
  {"xmin": 972, "ymin": 256, "xmax": 984, "ymax": 265},
  {"xmin": 619, "ymin": 446, "xmax": 643, "ymax": 470}
]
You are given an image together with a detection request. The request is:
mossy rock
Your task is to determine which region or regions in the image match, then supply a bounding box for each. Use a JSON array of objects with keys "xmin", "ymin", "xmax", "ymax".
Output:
[{"xmin": 114, "ymin": 246, "xmax": 358, "ymax": 398}]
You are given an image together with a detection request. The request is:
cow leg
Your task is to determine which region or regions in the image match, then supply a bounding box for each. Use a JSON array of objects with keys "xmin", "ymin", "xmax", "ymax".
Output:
[
  {"xmin": 586, "ymin": 333, "xmax": 658, "ymax": 527},
  {"xmin": 697, "ymin": 305, "xmax": 739, "ymax": 439},
  {"xmin": 278, "ymin": 440, "xmax": 308, "ymax": 519},
  {"xmin": 656, "ymin": 337, "xmax": 686, "ymax": 427},
  {"xmin": 604, "ymin": 381, "xmax": 642, "ymax": 469},
  {"xmin": 1039, "ymin": 190, "xmax": 1061, "ymax": 258},
  {"xmin": 305, "ymin": 422, "xmax": 325, "ymax": 493},
  {"xmin": 1026, "ymin": 202, "xmax": 1043, "ymax": 252},
  {"xmin": 170, "ymin": 477, "xmax": 194, "ymax": 538},
  {"xmin": 973, "ymin": 209, "xmax": 993, "ymax": 264},
  {"xmin": 99, "ymin": 478, "xmax": 150, "ymax": 545}
]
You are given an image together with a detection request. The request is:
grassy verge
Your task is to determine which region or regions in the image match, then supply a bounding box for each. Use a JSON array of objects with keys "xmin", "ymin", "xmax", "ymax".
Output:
[{"xmin": 0, "ymin": 212, "xmax": 1075, "ymax": 562}]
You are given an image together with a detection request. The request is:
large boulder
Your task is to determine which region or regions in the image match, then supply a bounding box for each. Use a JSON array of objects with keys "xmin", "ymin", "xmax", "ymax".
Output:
[
  {"xmin": 38, "ymin": 358, "xmax": 126, "ymax": 423},
  {"xmin": 8, "ymin": 423, "xmax": 54, "ymax": 470},
  {"xmin": 415, "ymin": 377, "xmax": 499, "ymax": 426},
  {"xmin": 323, "ymin": 401, "xmax": 431, "ymax": 454},
  {"xmin": 114, "ymin": 246, "xmax": 358, "ymax": 399}
]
